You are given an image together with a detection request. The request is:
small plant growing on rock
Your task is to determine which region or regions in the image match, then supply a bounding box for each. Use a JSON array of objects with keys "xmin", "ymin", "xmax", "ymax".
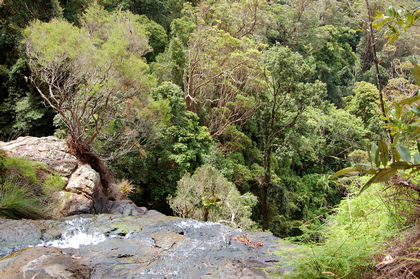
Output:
[
  {"xmin": 168, "ymin": 164, "xmax": 257, "ymax": 230},
  {"xmin": 116, "ymin": 179, "xmax": 135, "ymax": 197}
]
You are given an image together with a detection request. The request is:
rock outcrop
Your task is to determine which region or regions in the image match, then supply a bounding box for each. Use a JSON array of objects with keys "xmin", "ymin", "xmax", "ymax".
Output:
[
  {"xmin": 0, "ymin": 213, "xmax": 295, "ymax": 278},
  {"xmin": 0, "ymin": 136, "xmax": 296, "ymax": 278},
  {"xmin": 0, "ymin": 136, "xmax": 122, "ymax": 216},
  {"xmin": 0, "ymin": 136, "xmax": 77, "ymax": 176}
]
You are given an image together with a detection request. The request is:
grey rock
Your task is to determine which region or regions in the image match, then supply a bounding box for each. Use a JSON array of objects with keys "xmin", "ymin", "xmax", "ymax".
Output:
[
  {"xmin": 58, "ymin": 193, "xmax": 94, "ymax": 215},
  {"xmin": 0, "ymin": 136, "xmax": 120, "ymax": 216},
  {"xmin": 66, "ymin": 164, "xmax": 100, "ymax": 197},
  {"xmin": 0, "ymin": 214, "xmax": 295, "ymax": 278},
  {"xmin": 108, "ymin": 200, "xmax": 147, "ymax": 216},
  {"xmin": 0, "ymin": 136, "xmax": 77, "ymax": 176}
]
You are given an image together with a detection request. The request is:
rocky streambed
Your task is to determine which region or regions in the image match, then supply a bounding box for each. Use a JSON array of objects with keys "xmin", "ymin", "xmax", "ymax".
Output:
[{"xmin": 0, "ymin": 211, "xmax": 295, "ymax": 279}]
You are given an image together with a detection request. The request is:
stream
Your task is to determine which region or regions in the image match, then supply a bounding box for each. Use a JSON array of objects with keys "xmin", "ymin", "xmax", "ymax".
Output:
[{"xmin": 0, "ymin": 211, "xmax": 295, "ymax": 278}]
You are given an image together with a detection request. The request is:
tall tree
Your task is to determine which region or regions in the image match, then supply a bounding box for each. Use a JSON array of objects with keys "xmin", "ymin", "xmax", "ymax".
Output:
[
  {"xmin": 155, "ymin": 1, "xmax": 267, "ymax": 137},
  {"xmin": 183, "ymin": 24, "xmax": 265, "ymax": 136},
  {"xmin": 23, "ymin": 4, "xmax": 155, "ymax": 188},
  {"xmin": 258, "ymin": 44, "xmax": 326, "ymax": 230}
]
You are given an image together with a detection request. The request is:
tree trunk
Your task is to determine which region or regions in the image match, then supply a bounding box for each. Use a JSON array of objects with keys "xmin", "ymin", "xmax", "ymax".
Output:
[
  {"xmin": 262, "ymin": 146, "xmax": 272, "ymax": 231},
  {"xmin": 365, "ymin": 0, "xmax": 394, "ymax": 149},
  {"xmin": 261, "ymin": 179, "xmax": 269, "ymax": 231},
  {"xmin": 203, "ymin": 206, "xmax": 209, "ymax": 222}
]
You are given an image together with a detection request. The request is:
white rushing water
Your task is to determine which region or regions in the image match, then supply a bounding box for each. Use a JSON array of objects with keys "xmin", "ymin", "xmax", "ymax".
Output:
[{"xmin": 39, "ymin": 218, "xmax": 107, "ymax": 249}]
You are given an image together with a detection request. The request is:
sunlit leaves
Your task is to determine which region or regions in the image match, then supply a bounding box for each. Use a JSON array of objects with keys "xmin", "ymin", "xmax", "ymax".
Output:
[
  {"xmin": 24, "ymin": 3, "xmax": 154, "ymax": 146},
  {"xmin": 373, "ymin": 7, "xmax": 420, "ymax": 45}
]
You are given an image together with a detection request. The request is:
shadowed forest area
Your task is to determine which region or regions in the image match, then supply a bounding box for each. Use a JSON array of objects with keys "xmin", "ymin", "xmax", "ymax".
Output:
[{"xmin": 0, "ymin": 0, "xmax": 419, "ymax": 277}]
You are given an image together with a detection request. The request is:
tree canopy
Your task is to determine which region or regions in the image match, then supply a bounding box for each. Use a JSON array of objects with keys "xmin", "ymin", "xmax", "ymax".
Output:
[{"xmin": 1, "ymin": 0, "xmax": 420, "ymax": 276}]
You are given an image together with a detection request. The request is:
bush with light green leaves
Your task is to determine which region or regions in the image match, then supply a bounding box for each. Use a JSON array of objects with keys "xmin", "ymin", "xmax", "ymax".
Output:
[{"xmin": 168, "ymin": 164, "xmax": 258, "ymax": 230}]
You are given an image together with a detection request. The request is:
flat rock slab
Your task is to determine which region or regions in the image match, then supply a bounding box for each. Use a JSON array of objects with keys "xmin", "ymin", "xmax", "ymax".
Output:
[{"xmin": 0, "ymin": 212, "xmax": 295, "ymax": 278}]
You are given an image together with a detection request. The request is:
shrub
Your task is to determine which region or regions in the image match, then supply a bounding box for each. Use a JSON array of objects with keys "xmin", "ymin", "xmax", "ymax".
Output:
[
  {"xmin": 168, "ymin": 164, "xmax": 258, "ymax": 229},
  {"xmin": 282, "ymin": 177, "xmax": 410, "ymax": 279},
  {"xmin": 43, "ymin": 172, "xmax": 67, "ymax": 194}
]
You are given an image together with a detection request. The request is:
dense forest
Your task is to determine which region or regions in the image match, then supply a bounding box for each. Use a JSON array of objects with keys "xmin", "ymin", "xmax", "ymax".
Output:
[{"xmin": 1, "ymin": 0, "xmax": 419, "ymax": 277}]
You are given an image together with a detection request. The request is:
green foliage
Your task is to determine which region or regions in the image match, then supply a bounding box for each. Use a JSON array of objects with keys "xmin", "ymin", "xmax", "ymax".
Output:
[
  {"xmin": 0, "ymin": 153, "xmax": 55, "ymax": 219},
  {"xmin": 3, "ymin": 157, "xmax": 44, "ymax": 186},
  {"xmin": 168, "ymin": 164, "xmax": 258, "ymax": 229},
  {"xmin": 340, "ymin": 92, "xmax": 420, "ymax": 195},
  {"xmin": 0, "ymin": 58, "xmax": 55, "ymax": 139},
  {"xmin": 373, "ymin": 7, "xmax": 420, "ymax": 45},
  {"xmin": 107, "ymin": 82, "xmax": 212, "ymax": 213},
  {"xmin": 310, "ymin": 25, "xmax": 359, "ymax": 105},
  {"xmin": 267, "ymin": 172, "xmax": 342, "ymax": 238},
  {"xmin": 43, "ymin": 173, "xmax": 67, "ymax": 195},
  {"xmin": 24, "ymin": 3, "xmax": 156, "ymax": 158},
  {"xmin": 284, "ymin": 181, "xmax": 408, "ymax": 278},
  {"xmin": 285, "ymin": 105, "xmax": 368, "ymax": 175},
  {"xmin": 345, "ymin": 81, "xmax": 380, "ymax": 124},
  {"xmin": 99, "ymin": 0, "xmax": 187, "ymax": 31},
  {"xmin": 0, "ymin": 180, "xmax": 45, "ymax": 219},
  {"xmin": 334, "ymin": 8, "xmax": 420, "ymax": 194},
  {"xmin": 136, "ymin": 15, "xmax": 168, "ymax": 62}
]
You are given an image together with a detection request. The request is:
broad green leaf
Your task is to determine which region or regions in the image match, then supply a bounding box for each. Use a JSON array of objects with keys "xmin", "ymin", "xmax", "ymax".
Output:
[
  {"xmin": 414, "ymin": 63, "xmax": 420, "ymax": 86},
  {"xmin": 390, "ymin": 161, "xmax": 411, "ymax": 169},
  {"xmin": 378, "ymin": 140, "xmax": 389, "ymax": 167},
  {"xmin": 388, "ymin": 7, "xmax": 395, "ymax": 17},
  {"xmin": 406, "ymin": 13, "xmax": 416, "ymax": 25},
  {"xmin": 414, "ymin": 153, "xmax": 420, "ymax": 164},
  {"xmin": 370, "ymin": 168, "xmax": 398, "ymax": 183},
  {"xmin": 393, "ymin": 149, "xmax": 402, "ymax": 162},
  {"xmin": 388, "ymin": 24, "xmax": 398, "ymax": 33},
  {"xmin": 384, "ymin": 33, "xmax": 400, "ymax": 44},
  {"xmin": 397, "ymin": 144, "xmax": 411, "ymax": 162},
  {"xmin": 372, "ymin": 11, "xmax": 384, "ymax": 18},
  {"xmin": 399, "ymin": 96, "xmax": 420, "ymax": 105},
  {"xmin": 370, "ymin": 142, "xmax": 378, "ymax": 166},
  {"xmin": 367, "ymin": 168, "xmax": 379, "ymax": 175},
  {"xmin": 331, "ymin": 167, "xmax": 359, "ymax": 179},
  {"xmin": 359, "ymin": 168, "xmax": 398, "ymax": 195}
]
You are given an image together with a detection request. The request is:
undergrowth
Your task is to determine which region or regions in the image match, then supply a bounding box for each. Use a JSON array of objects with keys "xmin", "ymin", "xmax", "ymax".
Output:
[
  {"xmin": 279, "ymin": 176, "xmax": 412, "ymax": 279},
  {"xmin": 0, "ymin": 149, "xmax": 65, "ymax": 219}
]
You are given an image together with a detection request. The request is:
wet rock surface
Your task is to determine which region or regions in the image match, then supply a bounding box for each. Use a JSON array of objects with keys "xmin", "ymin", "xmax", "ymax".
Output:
[{"xmin": 0, "ymin": 212, "xmax": 294, "ymax": 278}]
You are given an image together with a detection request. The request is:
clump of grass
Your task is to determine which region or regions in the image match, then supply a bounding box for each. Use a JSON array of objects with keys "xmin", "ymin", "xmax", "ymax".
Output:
[
  {"xmin": 0, "ymin": 151, "xmax": 55, "ymax": 219},
  {"xmin": 3, "ymin": 157, "xmax": 45, "ymax": 185},
  {"xmin": 43, "ymin": 173, "xmax": 67, "ymax": 194},
  {"xmin": 116, "ymin": 179, "xmax": 135, "ymax": 197},
  {"xmin": 0, "ymin": 180, "xmax": 45, "ymax": 219}
]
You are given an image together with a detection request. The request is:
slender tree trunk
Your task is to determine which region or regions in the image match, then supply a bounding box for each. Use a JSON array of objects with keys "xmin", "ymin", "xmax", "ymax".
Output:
[
  {"xmin": 262, "ymin": 145, "xmax": 272, "ymax": 231},
  {"xmin": 365, "ymin": 0, "xmax": 394, "ymax": 149},
  {"xmin": 203, "ymin": 206, "xmax": 209, "ymax": 222}
]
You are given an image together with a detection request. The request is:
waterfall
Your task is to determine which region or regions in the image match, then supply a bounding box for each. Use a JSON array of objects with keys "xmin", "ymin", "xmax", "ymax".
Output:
[{"xmin": 38, "ymin": 217, "xmax": 106, "ymax": 249}]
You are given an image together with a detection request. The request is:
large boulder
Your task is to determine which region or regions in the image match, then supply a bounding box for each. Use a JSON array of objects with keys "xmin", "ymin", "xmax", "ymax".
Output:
[
  {"xmin": 0, "ymin": 136, "xmax": 121, "ymax": 216},
  {"xmin": 0, "ymin": 136, "xmax": 77, "ymax": 176}
]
